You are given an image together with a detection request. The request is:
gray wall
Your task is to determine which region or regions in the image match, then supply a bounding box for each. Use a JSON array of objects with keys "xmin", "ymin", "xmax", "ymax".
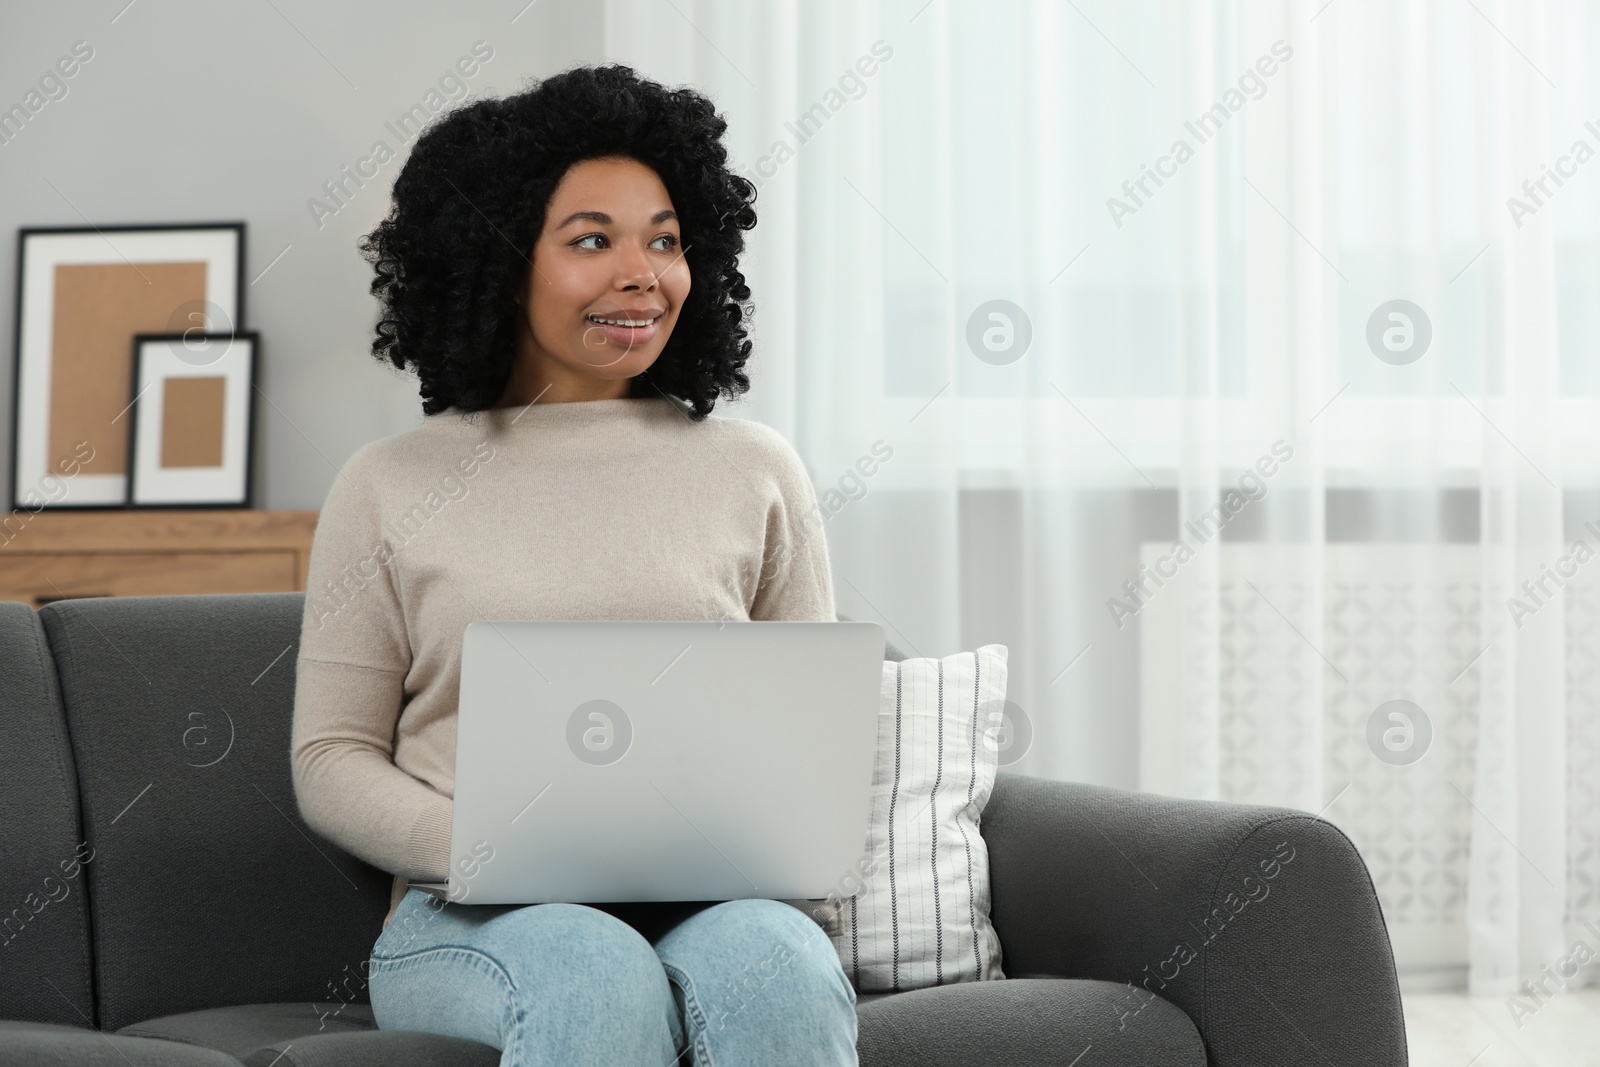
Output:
[{"xmin": 0, "ymin": 0, "xmax": 604, "ymax": 509}]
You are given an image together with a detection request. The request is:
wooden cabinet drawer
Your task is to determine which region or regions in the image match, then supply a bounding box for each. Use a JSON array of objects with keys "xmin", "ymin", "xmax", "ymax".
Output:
[
  {"xmin": 0, "ymin": 509, "xmax": 319, "ymax": 608},
  {"xmin": 0, "ymin": 551, "xmax": 302, "ymax": 607}
]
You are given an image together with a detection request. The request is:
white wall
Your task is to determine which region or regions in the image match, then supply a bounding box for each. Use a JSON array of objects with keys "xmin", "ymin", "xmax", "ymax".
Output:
[{"xmin": 0, "ymin": 0, "xmax": 604, "ymax": 509}]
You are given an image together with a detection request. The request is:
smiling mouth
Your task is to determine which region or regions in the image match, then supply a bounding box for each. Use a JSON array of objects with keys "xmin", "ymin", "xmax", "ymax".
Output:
[
  {"xmin": 586, "ymin": 313, "xmax": 663, "ymax": 327},
  {"xmin": 583, "ymin": 312, "xmax": 663, "ymax": 354}
]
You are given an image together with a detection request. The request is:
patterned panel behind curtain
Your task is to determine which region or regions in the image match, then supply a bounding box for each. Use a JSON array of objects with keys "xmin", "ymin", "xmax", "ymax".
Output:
[
  {"xmin": 1141, "ymin": 542, "xmax": 1600, "ymax": 990},
  {"xmin": 1566, "ymin": 582, "xmax": 1600, "ymax": 924}
]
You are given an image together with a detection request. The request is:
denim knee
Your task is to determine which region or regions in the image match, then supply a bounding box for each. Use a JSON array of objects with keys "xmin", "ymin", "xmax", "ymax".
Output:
[
  {"xmin": 510, "ymin": 904, "xmax": 683, "ymax": 1060},
  {"xmin": 375, "ymin": 896, "xmax": 683, "ymax": 1063},
  {"xmin": 496, "ymin": 902, "xmax": 675, "ymax": 1000},
  {"xmin": 653, "ymin": 898, "xmax": 856, "ymax": 1064},
  {"xmin": 660, "ymin": 898, "xmax": 856, "ymax": 1008},
  {"xmin": 742, "ymin": 899, "xmax": 854, "ymax": 1001}
]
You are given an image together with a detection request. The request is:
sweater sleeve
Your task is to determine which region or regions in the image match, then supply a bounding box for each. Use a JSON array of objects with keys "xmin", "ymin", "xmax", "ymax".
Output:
[
  {"xmin": 290, "ymin": 447, "xmax": 453, "ymax": 883},
  {"xmin": 749, "ymin": 428, "xmax": 837, "ymax": 623}
]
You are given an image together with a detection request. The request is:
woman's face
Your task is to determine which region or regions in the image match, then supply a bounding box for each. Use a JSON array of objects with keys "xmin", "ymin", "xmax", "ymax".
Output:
[{"xmin": 512, "ymin": 155, "xmax": 690, "ymax": 399}]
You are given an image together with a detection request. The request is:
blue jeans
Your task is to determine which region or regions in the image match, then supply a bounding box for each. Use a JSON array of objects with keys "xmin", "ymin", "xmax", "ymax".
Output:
[{"xmin": 368, "ymin": 888, "xmax": 858, "ymax": 1066}]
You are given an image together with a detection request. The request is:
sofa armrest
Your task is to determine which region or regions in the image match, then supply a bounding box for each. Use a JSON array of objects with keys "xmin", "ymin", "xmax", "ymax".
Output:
[{"xmin": 982, "ymin": 772, "xmax": 1407, "ymax": 1067}]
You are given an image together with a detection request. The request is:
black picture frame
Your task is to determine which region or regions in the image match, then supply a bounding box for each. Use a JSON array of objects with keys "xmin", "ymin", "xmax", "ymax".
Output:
[
  {"xmin": 9, "ymin": 221, "xmax": 246, "ymax": 512},
  {"xmin": 124, "ymin": 331, "xmax": 260, "ymax": 509}
]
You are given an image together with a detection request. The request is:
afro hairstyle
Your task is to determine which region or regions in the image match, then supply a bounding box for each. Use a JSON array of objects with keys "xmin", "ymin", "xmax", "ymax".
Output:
[{"xmin": 358, "ymin": 62, "xmax": 759, "ymax": 420}]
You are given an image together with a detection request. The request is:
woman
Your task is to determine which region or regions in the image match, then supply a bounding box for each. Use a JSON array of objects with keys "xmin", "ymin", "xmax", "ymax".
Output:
[{"xmin": 289, "ymin": 63, "xmax": 857, "ymax": 1065}]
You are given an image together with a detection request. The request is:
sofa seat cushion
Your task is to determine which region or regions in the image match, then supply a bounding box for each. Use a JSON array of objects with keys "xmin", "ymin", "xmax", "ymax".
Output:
[
  {"xmin": 106, "ymin": 978, "xmax": 1204, "ymax": 1066},
  {"xmin": 0, "ymin": 1020, "xmax": 242, "ymax": 1066},
  {"xmin": 856, "ymin": 977, "xmax": 1206, "ymax": 1067},
  {"xmin": 115, "ymin": 1002, "xmax": 498, "ymax": 1067}
]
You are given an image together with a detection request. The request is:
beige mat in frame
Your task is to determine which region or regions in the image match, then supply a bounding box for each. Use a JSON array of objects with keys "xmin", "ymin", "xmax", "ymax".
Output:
[{"xmin": 50, "ymin": 261, "xmax": 208, "ymax": 476}]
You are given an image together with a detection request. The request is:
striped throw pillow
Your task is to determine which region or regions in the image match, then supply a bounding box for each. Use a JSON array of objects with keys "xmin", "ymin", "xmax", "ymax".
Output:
[{"xmin": 810, "ymin": 644, "xmax": 1009, "ymax": 992}]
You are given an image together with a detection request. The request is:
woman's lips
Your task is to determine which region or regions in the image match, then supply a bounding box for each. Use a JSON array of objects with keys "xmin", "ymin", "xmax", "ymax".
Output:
[{"xmin": 586, "ymin": 315, "xmax": 661, "ymax": 346}]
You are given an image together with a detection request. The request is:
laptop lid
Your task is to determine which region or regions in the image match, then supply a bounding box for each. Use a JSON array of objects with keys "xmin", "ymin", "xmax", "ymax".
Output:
[{"xmin": 426, "ymin": 619, "xmax": 884, "ymax": 905}]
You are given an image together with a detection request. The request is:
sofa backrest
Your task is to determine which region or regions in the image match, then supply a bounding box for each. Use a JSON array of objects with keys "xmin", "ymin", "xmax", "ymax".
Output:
[
  {"xmin": 37, "ymin": 593, "xmax": 393, "ymax": 1032},
  {"xmin": 0, "ymin": 601, "xmax": 97, "ymax": 1028}
]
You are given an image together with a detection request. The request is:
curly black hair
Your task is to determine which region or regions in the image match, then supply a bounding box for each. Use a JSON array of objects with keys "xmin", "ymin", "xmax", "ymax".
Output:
[{"xmin": 358, "ymin": 63, "xmax": 759, "ymax": 420}]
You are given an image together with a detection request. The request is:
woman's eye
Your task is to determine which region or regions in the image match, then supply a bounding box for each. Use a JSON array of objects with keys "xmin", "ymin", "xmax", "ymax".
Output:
[
  {"xmin": 653, "ymin": 234, "xmax": 679, "ymax": 251},
  {"xmin": 574, "ymin": 234, "xmax": 605, "ymax": 250}
]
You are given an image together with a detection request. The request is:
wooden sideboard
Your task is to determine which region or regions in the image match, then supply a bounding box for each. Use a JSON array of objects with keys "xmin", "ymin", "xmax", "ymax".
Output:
[{"xmin": 0, "ymin": 509, "xmax": 320, "ymax": 609}]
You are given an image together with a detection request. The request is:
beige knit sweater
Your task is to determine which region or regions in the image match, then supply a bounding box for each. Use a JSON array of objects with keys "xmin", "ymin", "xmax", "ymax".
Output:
[{"xmin": 289, "ymin": 395, "xmax": 836, "ymax": 933}]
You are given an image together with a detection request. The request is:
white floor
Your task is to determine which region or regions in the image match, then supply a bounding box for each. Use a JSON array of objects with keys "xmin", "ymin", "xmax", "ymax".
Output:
[{"xmin": 1403, "ymin": 990, "xmax": 1600, "ymax": 1066}]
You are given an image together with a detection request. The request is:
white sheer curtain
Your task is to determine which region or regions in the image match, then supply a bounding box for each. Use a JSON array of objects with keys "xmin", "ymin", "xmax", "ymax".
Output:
[{"xmin": 600, "ymin": 0, "xmax": 1600, "ymax": 995}]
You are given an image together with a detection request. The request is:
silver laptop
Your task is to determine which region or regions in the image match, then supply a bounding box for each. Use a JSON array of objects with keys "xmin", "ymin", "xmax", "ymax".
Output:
[{"xmin": 411, "ymin": 619, "xmax": 885, "ymax": 905}]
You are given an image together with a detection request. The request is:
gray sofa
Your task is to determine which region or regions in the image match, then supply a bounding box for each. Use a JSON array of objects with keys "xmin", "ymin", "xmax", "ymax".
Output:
[{"xmin": 0, "ymin": 592, "xmax": 1409, "ymax": 1065}]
